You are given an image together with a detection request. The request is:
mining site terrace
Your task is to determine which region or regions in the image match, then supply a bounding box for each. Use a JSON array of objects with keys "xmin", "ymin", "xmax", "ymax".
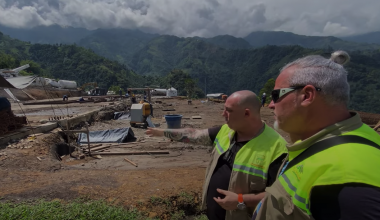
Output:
[{"xmin": 1, "ymin": 97, "xmax": 380, "ymax": 219}]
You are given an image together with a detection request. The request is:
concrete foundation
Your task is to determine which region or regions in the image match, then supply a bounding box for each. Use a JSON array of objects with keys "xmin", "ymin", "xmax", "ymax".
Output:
[
  {"xmin": 58, "ymin": 108, "xmax": 102, "ymax": 128},
  {"xmin": 0, "ymin": 122, "xmax": 58, "ymax": 145}
]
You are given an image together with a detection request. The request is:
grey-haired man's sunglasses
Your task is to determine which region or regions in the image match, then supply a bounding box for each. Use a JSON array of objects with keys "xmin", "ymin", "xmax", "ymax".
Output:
[{"xmin": 271, "ymin": 86, "xmax": 321, "ymax": 103}]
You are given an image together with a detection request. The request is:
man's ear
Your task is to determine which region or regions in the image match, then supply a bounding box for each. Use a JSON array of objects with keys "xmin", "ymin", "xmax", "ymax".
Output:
[
  {"xmin": 300, "ymin": 85, "xmax": 317, "ymax": 107},
  {"xmin": 245, "ymin": 109, "xmax": 250, "ymax": 116}
]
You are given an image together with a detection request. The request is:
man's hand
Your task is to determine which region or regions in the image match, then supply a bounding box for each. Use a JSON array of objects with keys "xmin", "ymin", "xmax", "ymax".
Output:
[
  {"xmin": 145, "ymin": 127, "xmax": 164, "ymax": 137},
  {"xmin": 213, "ymin": 188, "xmax": 239, "ymax": 211}
]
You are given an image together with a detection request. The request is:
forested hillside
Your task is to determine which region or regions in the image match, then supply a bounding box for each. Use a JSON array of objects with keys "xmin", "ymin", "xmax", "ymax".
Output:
[
  {"xmin": 78, "ymin": 29, "xmax": 158, "ymax": 66},
  {"xmin": 0, "ymin": 31, "xmax": 144, "ymax": 89},
  {"xmin": 244, "ymin": 31, "xmax": 380, "ymax": 51},
  {"xmin": 343, "ymin": 32, "xmax": 380, "ymax": 45},
  {"xmin": 129, "ymin": 35, "xmax": 380, "ymax": 113},
  {"xmin": 1, "ymin": 31, "xmax": 380, "ymax": 113}
]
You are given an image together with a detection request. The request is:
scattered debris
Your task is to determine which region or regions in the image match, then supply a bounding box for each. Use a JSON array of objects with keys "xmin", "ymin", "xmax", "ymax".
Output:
[
  {"xmin": 191, "ymin": 116, "xmax": 202, "ymax": 119},
  {"xmin": 124, "ymin": 158, "xmax": 138, "ymax": 167},
  {"xmin": 39, "ymin": 119, "xmax": 48, "ymax": 124},
  {"xmin": 162, "ymin": 109, "xmax": 176, "ymax": 111},
  {"xmin": 84, "ymin": 145, "xmax": 111, "ymax": 153},
  {"xmin": 37, "ymin": 156, "xmax": 42, "ymax": 161},
  {"xmin": 90, "ymin": 151, "xmax": 170, "ymax": 156}
]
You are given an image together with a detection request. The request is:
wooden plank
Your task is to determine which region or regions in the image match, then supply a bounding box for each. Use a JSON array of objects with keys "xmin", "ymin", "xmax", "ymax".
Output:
[
  {"xmin": 84, "ymin": 145, "xmax": 110, "ymax": 152},
  {"xmin": 124, "ymin": 158, "xmax": 138, "ymax": 167},
  {"xmin": 89, "ymin": 144, "xmax": 103, "ymax": 148},
  {"xmin": 21, "ymin": 90, "xmax": 36, "ymax": 100},
  {"xmin": 162, "ymin": 109, "xmax": 176, "ymax": 111},
  {"xmin": 28, "ymin": 133, "xmax": 44, "ymax": 137},
  {"xmin": 98, "ymin": 142, "xmax": 139, "ymax": 145},
  {"xmin": 80, "ymin": 144, "xmax": 103, "ymax": 148},
  {"xmin": 89, "ymin": 151, "xmax": 170, "ymax": 155},
  {"xmin": 191, "ymin": 116, "xmax": 202, "ymax": 119}
]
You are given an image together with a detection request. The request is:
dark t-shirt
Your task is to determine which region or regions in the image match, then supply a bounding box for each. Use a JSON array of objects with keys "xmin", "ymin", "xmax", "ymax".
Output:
[
  {"xmin": 206, "ymin": 126, "xmax": 286, "ymax": 220},
  {"xmin": 310, "ymin": 183, "xmax": 380, "ymax": 220}
]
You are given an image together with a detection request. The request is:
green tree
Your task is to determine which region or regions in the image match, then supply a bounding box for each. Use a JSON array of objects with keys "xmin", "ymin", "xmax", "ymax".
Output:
[
  {"xmin": 259, "ymin": 78, "xmax": 275, "ymax": 104},
  {"xmin": 184, "ymin": 78, "xmax": 196, "ymax": 98},
  {"xmin": 20, "ymin": 60, "xmax": 44, "ymax": 76},
  {"xmin": 108, "ymin": 85, "xmax": 124, "ymax": 94}
]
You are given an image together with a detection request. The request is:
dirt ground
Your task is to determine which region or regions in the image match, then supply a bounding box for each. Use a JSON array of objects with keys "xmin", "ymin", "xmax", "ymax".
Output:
[
  {"xmin": 0, "ymin": 98, "xmax": 235, "ymax": 216},
  {"xmin": 2, "ymin": 97, "xmax": 377, "ymax": 218}
]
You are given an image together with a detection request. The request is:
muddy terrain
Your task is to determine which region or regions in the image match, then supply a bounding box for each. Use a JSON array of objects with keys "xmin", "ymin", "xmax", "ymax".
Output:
[{"xmin": 1, "ymin": 98, "xmax": 379, "ymax": 218}]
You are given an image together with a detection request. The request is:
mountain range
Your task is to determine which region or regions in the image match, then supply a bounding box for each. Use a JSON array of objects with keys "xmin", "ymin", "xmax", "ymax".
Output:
[
  {"xmin": 1, "ymin": 25, "xmax": 380, "ymax": 113},
  {"xmin": 1, "ymin": 24, "xmax": 380, "ymax": 67}
]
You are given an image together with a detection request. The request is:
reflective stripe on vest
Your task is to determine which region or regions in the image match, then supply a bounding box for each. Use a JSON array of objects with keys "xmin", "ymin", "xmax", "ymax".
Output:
[
  {"xmin": 214, "ymin": 124, "xmax": 234, "ymax": 154},
  {"xmin": 233, "ymin": 163, "xmax": 267, "ymax": 179},
  {"xmin": 279, "ymin": 173, "xmax": 310, "ymax": 213},
  {"xmin": 215, "ymin": 138, "xmax": 226, "ymax": 154},
  {"xmin": 278, "ymin": 124, "xmax": 380, "ymax": 215}
]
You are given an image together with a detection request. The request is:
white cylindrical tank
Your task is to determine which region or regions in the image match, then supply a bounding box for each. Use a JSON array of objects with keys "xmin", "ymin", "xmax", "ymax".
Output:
[
  {"xmin": 166, "ymin": 87, "xmax": 177, "ymax": 97},
  {"xmin": 45, "ymin": 78, "xmax": 52, "ymax": 84},
  {"xmin": 151, "ymin": 89, "xmax": 167, "ymax": 96},
  {"xmin": 58, "ymin": 80, "xmax": 77, "ymax": 89},
  {"xmin": 49, "ymin": 80, "xmax": 60, "ymax": 88}
]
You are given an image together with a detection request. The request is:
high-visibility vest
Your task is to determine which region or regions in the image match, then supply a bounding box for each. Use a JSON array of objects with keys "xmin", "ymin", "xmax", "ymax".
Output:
[
  {"xmin": 207, "ymin": 124, "xmax": 287, "ymax": 220},
  {"xmin": 278, "ymin": 124, "xmax": 380, "ymax": 216},
  {"xmin": 215, "ymin": 124, "xmax": 287, "ymax": 180}
]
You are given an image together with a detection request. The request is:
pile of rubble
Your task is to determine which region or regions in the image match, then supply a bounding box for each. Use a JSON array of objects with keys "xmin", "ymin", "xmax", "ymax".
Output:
[{"xmin": 0, "ymin": 109, "xmax": 27, "ymax": 135}]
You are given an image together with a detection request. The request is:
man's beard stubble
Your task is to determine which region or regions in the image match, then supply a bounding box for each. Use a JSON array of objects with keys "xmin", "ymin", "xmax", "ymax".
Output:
[{"xmin": 274, "ymin": 120, "xmax": 280, "ymax": 131}]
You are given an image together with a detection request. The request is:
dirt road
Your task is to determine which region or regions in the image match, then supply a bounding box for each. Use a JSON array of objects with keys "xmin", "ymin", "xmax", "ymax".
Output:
[{"xmin": 0, "ymin": 98, "xmax": 288, "ymax": 218}]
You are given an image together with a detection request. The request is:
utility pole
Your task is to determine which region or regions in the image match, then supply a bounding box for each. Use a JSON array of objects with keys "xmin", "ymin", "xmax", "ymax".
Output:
[{"xmin": 204, "ymin": 76, "xmax": 207, "ymax": 97}]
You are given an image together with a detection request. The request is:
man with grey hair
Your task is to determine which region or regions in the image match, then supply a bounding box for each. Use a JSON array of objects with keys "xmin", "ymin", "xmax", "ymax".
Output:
[
  {"xmin": 146, "ymin": 90, "xmax": 287, "ymax": 220},
  {"xmin": 253, "ymin": 51, "xmax": 380, "ymax": 220}
]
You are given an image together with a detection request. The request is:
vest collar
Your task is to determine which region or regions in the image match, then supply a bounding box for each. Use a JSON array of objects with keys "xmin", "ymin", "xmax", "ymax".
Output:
[{"xmin": 287, "ymin": 112, "xmax": 363, "ymax": 152}]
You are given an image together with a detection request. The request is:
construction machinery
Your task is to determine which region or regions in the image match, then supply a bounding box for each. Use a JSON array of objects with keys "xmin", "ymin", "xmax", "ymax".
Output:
[
  {"xmin": 130, "ymin": 101, "xmax": 154, "ymax": 128},
  {"xmin": 90, "ymin": 88, "xmax": 107, "ymax": 96},
  {"xmin": 128, "ymin": 88, "xmax": 154, "ymax": 128}
]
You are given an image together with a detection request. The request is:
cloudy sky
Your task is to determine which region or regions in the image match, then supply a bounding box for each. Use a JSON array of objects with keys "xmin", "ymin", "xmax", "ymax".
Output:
[{"xmin": 0, "ymin": 0, "xmax": 379, "ymax": 37}]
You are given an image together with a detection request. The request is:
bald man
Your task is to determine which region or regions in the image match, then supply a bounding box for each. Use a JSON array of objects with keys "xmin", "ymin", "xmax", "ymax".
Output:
[{"xmin": 146, "ymin": 90, "xmax": 287, "ymax": 220}]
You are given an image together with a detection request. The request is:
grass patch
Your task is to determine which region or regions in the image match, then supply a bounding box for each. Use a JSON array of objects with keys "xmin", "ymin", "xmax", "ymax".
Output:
[
  {"xmin": 194, "ymin": 215, "xmax": 208, "ymax": 220},
  {"xmin": 144, "ymin": 191, "xmax": 204, "ymax": 219},
  {"xmin": 0, "ymin": 199, "xmax": 149, "ymax": 220}
]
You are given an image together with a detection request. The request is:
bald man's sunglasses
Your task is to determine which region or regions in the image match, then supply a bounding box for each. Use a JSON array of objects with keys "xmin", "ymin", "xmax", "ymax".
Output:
[{"xmin": 271, "ymin": 86, "xmax": 321, "ymax": 103}]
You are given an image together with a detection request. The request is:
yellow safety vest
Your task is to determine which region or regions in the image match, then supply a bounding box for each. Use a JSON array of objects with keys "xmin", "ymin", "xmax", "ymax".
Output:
[
  {"xmin": 215, "ymin": 124, "xmax": 287, "ymax": 180},
  {"xmin": 204, "ymin": 124, "xmax": 287, "ymax": 220},
  {"xmin": 278, "ymin": 124, "xmax": 380, "ymax": 216}
]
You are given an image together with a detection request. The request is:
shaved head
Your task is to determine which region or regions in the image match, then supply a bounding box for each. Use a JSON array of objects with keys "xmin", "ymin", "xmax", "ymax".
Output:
[
  {"xmin": 229, "ymin": 90, "xmax": 261, "ymax": 115},
  {"xmin": 222, "ymin": 90, "xmax": 263, "ymax": 133}
]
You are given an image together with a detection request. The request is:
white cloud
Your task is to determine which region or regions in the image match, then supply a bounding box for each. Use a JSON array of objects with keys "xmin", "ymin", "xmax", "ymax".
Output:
[
  {"xmin": 323, "ymin": 22, "xmax": 353, "ymax": 36},
  {"xmin": 0, "ymin": 0, "xmax": 379, "ymax": 37}
]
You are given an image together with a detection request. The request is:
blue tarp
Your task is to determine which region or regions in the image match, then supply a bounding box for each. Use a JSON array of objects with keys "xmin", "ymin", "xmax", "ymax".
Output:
[
  {"xmin": 0, "ymin": 97, "xmax": 11, "ymax": 111},
  {"xmin": 77, "ymin": 127, "xmax": 136, "ymax": 144}
]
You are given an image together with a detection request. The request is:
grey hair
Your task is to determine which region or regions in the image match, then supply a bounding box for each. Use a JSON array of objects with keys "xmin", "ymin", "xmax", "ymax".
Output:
[{"xmin": 281, "ymin": 51, "xmax": 350, "ymax": 106}]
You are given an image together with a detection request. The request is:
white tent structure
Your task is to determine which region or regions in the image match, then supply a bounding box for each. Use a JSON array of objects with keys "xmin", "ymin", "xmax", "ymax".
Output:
[{"xmin": 5, "ymin": 76, "xmax": 38, "ymax": 89}]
